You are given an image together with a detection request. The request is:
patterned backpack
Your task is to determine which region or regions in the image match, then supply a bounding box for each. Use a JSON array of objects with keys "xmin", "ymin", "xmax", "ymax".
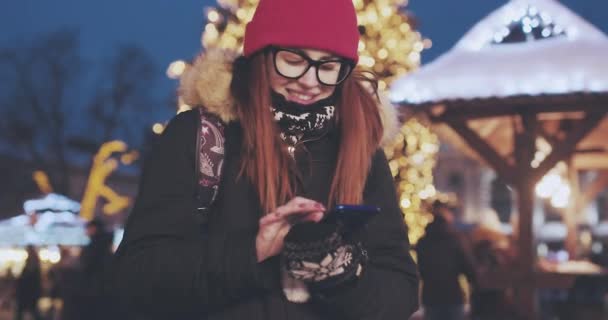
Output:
[{"xmin": 194, "ymin": 108, "xmax": 226, "ymax": 226}]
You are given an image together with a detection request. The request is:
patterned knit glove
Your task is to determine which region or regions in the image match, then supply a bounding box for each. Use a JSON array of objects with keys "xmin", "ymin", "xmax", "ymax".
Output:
[{"xmin": 282, "ymin": 222, "xmax": 366, "ymax": 292}]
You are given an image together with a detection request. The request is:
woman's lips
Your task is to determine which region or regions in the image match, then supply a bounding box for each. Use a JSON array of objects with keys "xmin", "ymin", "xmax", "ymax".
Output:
[{"xmin": 286, "ymin": 89, "xmax": 317, "ymax": 105}]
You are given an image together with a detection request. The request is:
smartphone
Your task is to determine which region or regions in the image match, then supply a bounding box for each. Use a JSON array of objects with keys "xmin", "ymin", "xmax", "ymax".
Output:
[{"xmin": 324, "ymin": 204, "xmax": 381, "ymax": 229}]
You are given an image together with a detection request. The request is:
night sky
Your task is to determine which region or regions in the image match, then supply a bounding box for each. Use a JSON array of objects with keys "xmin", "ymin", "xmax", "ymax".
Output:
[{"xmin": 2, "ymin": 0, "xmax": 607, "ymax": 125}]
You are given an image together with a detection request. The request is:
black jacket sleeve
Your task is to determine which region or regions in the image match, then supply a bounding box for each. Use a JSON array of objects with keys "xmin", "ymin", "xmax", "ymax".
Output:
[
  {"xmin": 111, "ymin": 110, "xmax": 275, "ymax": 317},
  {"xmin": 317, "ymin": 150, "xmax": 420, "ymax": 319}
]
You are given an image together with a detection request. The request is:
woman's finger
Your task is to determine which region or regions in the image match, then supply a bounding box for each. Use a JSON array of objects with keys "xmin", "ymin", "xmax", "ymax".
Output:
[
  {"xmin": 275, "ymin": 198, "xmax": 318, "ymax": 216},
  {"xmin": 276, "ymin": 201, "xmax": 325, "ymax": 218},
  {"xmin": 259, "ymin": 211, "xmax": 285, "ymax": 226},
  {"xmin": 287, "ymin": 210, "xmax": 325, "ymax": 225},
  {"xmin": 305, "ymin": 211, "xmax": 325, "ymax": 223},
  {"xmin": 260, "ymin": 206, "xmax": 320, "ymax": 226},
  {"xmin": 260, "ymin": 197, "xmax": 325, "ymax": 226}
]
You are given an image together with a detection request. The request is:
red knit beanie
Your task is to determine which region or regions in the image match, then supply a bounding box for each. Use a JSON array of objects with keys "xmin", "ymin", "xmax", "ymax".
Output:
[{"xmin": 243, "ymin": 0, "xmax": 360, "ymax": 63}]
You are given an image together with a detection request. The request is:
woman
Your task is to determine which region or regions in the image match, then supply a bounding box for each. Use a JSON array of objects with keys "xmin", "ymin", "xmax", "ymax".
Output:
[{"xmin": 112, "ymin": 0, "xmax": 419, "ymax": 318}]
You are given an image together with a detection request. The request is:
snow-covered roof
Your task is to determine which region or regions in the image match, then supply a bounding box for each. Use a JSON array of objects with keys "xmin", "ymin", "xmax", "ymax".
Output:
[
  {"xmin": 390, "ymin": 0, "xmax": 608, "ymax": 105},
  {"xmin": 0, "ymin": 194, "xmax": 87, "ymax": 246},
  {"xmin": 0, "ymin": 212, "xmax": 89, "ymax": 246},
  {"xmin": 23, "ymin": 193, "xmax": 80, "ymax": 214}
]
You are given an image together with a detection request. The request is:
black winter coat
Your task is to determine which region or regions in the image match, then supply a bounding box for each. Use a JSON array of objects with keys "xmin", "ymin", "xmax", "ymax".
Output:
[
  {"xmin": 111, "ymin": 109, "xmax": 419, "ymax": 319},
  {"xmin": 416, "ymin": 220, "xmax": 475, "ymax": 307}
]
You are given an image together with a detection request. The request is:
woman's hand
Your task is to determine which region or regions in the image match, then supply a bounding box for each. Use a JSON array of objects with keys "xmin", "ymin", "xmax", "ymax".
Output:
[{"xmin": 256, "ymin": 197, "xmax": 325, "ymax": 262}]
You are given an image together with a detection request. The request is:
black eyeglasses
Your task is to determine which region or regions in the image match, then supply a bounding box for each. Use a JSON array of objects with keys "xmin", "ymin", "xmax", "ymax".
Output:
[{"xmin": 270, "ymin": 47, "xmax": 355, "ymax": 86}]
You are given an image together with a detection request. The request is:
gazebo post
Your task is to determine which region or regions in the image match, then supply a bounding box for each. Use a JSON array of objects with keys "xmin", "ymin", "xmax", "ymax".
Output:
[
  {"xmin": 514, "ymin": 176, "xmax": 537, "ymax": 318},
  {"xmin": 513, "ymin": 112, "xmax": 539, "ymax": 318},
  {"xmin": 563, "ymin": 157, "xmax": 579, "ymax": 259}
]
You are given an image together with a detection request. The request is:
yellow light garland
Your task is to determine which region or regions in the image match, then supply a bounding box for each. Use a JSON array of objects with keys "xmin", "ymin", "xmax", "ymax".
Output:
[{"xmin": 385, "ymin": 120, "xmax": 439, "ymax": 244}]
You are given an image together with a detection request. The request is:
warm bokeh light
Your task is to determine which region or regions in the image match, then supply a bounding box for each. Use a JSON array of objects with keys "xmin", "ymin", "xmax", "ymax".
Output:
[
  {"xmin": 535, "ymin": 173, "xmax": 562, "ymax": 198},
  {"xmin": 166, "ymin": 60, "xmax": 187, "ymax": 79},
  {"xmin": 386, "ymin": 120, "xmax": 439, "ymax": 244},
  {"xmin": 39, "ymin": 246, "xmax": 61, "ymax": 264},
  {"xmin": 152, "ymin": 123, "xmax": 165, "ymax": 135}
]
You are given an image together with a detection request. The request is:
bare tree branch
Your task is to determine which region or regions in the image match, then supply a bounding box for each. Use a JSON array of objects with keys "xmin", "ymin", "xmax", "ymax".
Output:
[{"xmin": 1, "ymin": 29, "xmax": 159, "ymax": 196}]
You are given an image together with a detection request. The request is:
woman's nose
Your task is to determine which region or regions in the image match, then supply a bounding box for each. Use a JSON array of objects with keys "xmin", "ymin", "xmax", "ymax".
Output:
[{"xmin": 297, "ymin": 66, "xmax": 319, "ymax": 87}]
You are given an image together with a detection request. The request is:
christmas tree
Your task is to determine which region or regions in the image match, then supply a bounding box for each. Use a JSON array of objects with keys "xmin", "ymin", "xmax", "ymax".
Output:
[{"xmin": 197, "ymin": 0, "xmax": 438, "ymax": 244}]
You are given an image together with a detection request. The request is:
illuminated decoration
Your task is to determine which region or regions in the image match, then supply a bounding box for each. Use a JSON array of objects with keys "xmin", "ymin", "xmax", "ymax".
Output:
[
  {"xmin": 121, "ymin": 150, "xmax": 139, "ymax": 165},
  {"xmin": 533, "ymin": 137, "xmax": 573, "ymax": 209},
  {"xmin": 0, "ymin": 248, "xmax": 28, "ymax": 277},
  {"xmin": 531, "ymin": 137, "xmax": 552, "ymax": 168},
  {"xmin": 352, "ymin": 0, "xmax": 428, "ymax": 90},
  {"xmin": 385, "ymin": 120, "xmax": 439, "ymax": 244},
  {"xmin": 195, "ymin": 0, "xmax": 436, "ymax": 244},
  {"xmin": 32, "ymin": 170, "xmax": 53, "ymax": 194},
  {"xmin": 38, "ymin": 246, "xmax": 61, "ymax": 264},
  {"xmin": 390, "ymin": 0, "xmax": 608, "ymax": 105},
  {"xmin": 201, "ymin": 1, "xmax": 257, "ymax": 51},
  {"xmin": 152, "ymin": 123, "xmax": 165, "ymax": 135},
  {"xmin": 491, "ymin": 5, "xmax": 565, "ymax": 44},
  {"xmin": 167, "ymin": 60, "xmax": 187, "ymax": 79},
  {"xmin": 80, "ymin": 141, "xmax": 136, "ymax": 221},
  {"xmin": 0, "ymin": 246, "xmax": 66, "ymax": 277},
  {"xmin": 535, "ymin": 162, "xmax": 572, "ymax": 209}
]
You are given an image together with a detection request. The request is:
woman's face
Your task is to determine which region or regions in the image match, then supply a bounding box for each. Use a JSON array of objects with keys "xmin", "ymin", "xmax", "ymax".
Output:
[{"xmin": 267, "ymin": 48, "xmax": 342, "ymax": 105}]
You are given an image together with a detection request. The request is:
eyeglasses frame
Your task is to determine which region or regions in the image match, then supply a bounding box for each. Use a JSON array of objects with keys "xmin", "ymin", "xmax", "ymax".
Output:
[{"xmin": 269, "ymin": 47, "xmax": 355, "ymax": 86}]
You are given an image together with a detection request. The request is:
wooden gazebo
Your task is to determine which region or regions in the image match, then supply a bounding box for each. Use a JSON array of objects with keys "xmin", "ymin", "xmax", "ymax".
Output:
[{"xmin": 391, "ymin": 0, "xmax": 608, "ymax": 317}]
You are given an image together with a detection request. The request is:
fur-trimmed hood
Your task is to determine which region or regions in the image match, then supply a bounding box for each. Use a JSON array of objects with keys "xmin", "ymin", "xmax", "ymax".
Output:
[{"xmin": 179, "ymin": 49, "xmax": 400, "ymax": 146}]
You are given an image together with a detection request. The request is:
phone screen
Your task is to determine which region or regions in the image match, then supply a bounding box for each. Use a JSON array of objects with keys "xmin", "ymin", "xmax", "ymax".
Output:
[{"xmin": 324, "ymin": 204, "xmax": 380, "ymax": 227}]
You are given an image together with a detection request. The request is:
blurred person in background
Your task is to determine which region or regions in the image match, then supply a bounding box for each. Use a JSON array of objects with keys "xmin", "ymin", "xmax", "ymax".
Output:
[
  {"xmin": 416, "ymin": 201, "xmax": 476, "ymax": 320},
  {"xmin": 15, "ymin": 245, "xmax": 42, "ymax": 320},
  {"xmin": 47, "ymin": 246, "xmax": 81, "ymax": 320},
  {"xmin": 78, "ymin": 219, "xmax": 114, "ymax": 320}
]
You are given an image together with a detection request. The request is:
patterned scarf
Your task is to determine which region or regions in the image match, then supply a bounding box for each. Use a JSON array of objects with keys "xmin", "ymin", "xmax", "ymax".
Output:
[{"xmin": 270, "ymin": 92, "xmax": 336, "ymax": 147}]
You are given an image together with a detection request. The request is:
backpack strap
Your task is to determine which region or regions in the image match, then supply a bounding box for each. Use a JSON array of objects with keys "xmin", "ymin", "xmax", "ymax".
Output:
[{"xmin": 195, "ymin": 108, "xmax": 226, "ymax": 225}]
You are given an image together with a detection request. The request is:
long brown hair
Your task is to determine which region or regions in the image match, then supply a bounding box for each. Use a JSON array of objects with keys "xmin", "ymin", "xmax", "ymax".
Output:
[{"xmin": 231, "ymin": 52, "xmax": 384, "ymax": 213}]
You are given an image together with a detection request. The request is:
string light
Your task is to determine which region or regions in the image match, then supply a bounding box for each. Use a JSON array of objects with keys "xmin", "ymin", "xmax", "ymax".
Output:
[
  {"xmin": 386, "ymin": 120, "xmax": 439, "ymax": 244},
  {"xmin": 492, "ymin": 5, "xmax": 566, "ymax": 44},
  {"xmin": 152, "ymin": 123, "xmax": 165, "ymax": 135},
  {"xmin": 534, "ymin": 162, "xmax": 572, "ymax": 209},
  {"xmin": 166, "ymin": 60, "xmax": 187, "ymax": 79}
]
